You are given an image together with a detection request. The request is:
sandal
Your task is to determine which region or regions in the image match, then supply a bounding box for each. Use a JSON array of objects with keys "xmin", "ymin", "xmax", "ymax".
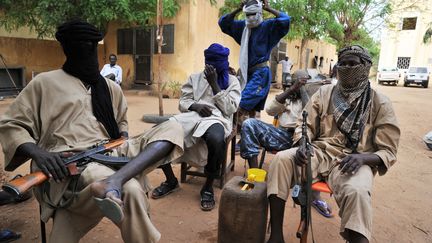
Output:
[
  {"xmin": 94, "ymin": 189, "xmax": 124, "ymax": 224},
  {"xmin": 151, "ymin": 181, "xmax": 179, "ymax": 199},
  {"xmin": 200, "ymin": 190, "xmax": 215, "ymax": 211},
  {"xmin": 0, "ymin": 229, "xmax": 21, "ymax": 243},
  {"xmin": 312, "ymin": 199, "xmax": 333, "ymax": 218}
]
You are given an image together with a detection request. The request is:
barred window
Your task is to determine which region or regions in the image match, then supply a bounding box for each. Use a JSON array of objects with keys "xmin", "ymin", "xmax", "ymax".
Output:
[{"xmin": 397, "ymin": 57, "xmax": 411, "ymax": 69}]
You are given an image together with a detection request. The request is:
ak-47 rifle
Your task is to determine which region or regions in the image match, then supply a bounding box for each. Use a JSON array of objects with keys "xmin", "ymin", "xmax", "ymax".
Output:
[
  {"xmin": 2, "ymin": 137, "xmax": 129, "ymax": 198},
  {"xmin": 291, "ymin": 111, "xmax": 312, "ymax": 243}
]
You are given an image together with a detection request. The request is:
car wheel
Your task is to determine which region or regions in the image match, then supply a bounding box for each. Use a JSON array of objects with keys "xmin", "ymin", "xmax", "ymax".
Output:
[
  {"xmin": 404, "ymin": 82, "xmax": 408, "ymax": 87},
  {"xmin": 423, "ymin": 81, "xmax": 429, "ymax": 88}
]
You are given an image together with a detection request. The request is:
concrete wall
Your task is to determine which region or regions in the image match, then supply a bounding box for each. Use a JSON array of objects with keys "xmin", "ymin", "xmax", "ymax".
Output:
[
  {"xmin": 0, "ymin": 26, "xmax": 44, "ymax": 39},
  {"xmin": 0, "ymin": 36, "xmax": 105, "ymax": 83},
  {"xmin": 285, "ymin": 39, "xmax": 337, "ymax": 75},
  {"xmin": 0, "ymin": 36, "xmax": 64, "ymax": 83},
  {"xmin": 378, "ymin": 0, "xmax": 432, "ymax": 70}
]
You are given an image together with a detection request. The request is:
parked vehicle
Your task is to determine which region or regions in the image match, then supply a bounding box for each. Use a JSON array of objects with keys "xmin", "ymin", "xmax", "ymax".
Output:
[
  {"xmin": 404, "ymin": 67, "xmax": 430, "ymax": 88},
  {"xmin": 377, "ymin": 67, "xmax": 400, "ymax": 85}
]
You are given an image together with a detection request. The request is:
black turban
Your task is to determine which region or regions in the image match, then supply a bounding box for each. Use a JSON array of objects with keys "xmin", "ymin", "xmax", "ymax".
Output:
[
  {"xmin": 55, "ymin": 20, "xmax": 103, "ymax": 43},
  {"xmin": 56, "ymin": 20, "xmax": 120, "ymax": 139},
  {"xmin": 338, "ymin": 45, "xmax": 372, "ymax": 65}
]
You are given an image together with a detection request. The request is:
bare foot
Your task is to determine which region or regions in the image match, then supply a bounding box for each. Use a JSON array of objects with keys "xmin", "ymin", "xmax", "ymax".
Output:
[{"xmin": 90, "ymin": 179, "xmax": 123, "ymax": 207}]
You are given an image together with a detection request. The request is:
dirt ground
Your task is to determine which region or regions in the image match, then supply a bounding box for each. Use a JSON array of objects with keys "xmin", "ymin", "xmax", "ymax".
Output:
[{"xmin": 0, "ymin": 82, "xmax": 431, "ymax": 243}]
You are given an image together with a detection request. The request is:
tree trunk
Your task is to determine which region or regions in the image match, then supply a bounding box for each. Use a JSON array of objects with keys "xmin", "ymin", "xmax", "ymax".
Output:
[
  {"xmin": 102, "ymin": 23, "xmax": 110, "ymax": 65},
  {"xmin": 299, "ymin": 39, "xmax": 308, "ymax": 70},
  {"xmin": 156, "ymin": 0, "xmax": 164, "ymax": 116}
]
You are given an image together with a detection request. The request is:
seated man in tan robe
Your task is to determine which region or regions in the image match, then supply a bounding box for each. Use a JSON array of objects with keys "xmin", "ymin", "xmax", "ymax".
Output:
[
  {"xmin": 0, "ymin": 20, "xmax": 183, "ymax": 243},
  {"xmin": 151, "ymin": 43, "xmax": 241, "ymax": 211},
  {"xmin": 266, "ymin": 45, "xmax": 400, "ymax": 243}
]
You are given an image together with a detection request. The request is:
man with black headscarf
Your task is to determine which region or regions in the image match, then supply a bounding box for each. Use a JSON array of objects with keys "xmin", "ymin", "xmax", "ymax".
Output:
[
  {"xmin": 151, "ymin": 43, "xmax": 241, "ymax": 211},
  {"xmin": 0, "ymin": 20, "xmax": 184, "ymax": 243},
  {"xmin": 265, "ymin": 45, "xmax": 400, "ymax": 243}
]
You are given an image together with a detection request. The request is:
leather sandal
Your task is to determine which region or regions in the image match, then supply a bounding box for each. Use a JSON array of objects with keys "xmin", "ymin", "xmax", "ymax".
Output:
[
  {"xmin": 151, "ymin": 181, "xmax": 179, "ymax": 199},
  {"xmin": 200, "ymin": 190, "xmax": 215, "ymax": 211}
]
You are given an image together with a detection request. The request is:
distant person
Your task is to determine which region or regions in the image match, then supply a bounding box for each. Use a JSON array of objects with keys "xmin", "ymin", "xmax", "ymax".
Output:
[
  {"xmin": 100, "ymin": 54, "xmax": 122, "ymax": 85},
  {"xmin": 219, "ymin": 0, "xmax": 290, "ymax": 119},
  {"xmin": 279, "ymin": 56, "xmax": 293, "ymax": 84}
]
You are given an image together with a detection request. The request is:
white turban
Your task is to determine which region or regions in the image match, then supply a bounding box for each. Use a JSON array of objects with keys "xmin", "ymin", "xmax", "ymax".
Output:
[{"xmin": 239, "ymin": 1, "xmax": 264, "ymax": 86}]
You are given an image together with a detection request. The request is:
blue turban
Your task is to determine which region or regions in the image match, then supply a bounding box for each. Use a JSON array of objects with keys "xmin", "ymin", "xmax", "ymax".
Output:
[{"xmin": 204, "ymin": 43, "xmax": 230, "ymax": 90}]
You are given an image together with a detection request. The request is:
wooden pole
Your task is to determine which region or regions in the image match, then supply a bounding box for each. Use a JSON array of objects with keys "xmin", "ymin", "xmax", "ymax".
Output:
[{"xmin": 156, "ymin": 0, "xmax": 164, "ymax": 116}]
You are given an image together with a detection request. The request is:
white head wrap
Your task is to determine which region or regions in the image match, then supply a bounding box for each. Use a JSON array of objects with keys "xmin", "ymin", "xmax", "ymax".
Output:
[{"xmin": 239, "ymin": 1, "xmax": 263, "ymax": 86}]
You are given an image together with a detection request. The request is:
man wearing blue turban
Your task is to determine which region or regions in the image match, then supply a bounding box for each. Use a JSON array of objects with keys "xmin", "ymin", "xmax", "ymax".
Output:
[{"xmin": 151, "ymin": 44, "xmax": 241, "ymax": 211}]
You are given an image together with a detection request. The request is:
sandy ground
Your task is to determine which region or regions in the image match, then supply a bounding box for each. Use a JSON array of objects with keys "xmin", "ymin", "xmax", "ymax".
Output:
[{"xmin": 0, "ymin": 82, "xmax": 431, "ymax": 243}]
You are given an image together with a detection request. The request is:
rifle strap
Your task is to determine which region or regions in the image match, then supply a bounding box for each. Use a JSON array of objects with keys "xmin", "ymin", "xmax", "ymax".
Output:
[
  {"xmin": 41, "ymin": 175, "xmax": 80, "ymax": 210},
  {"xmin": 292, "ymin": 162, "xmax": 300, "ymax": 209},
  {"xmin": 307, "ymin": 143, "xmax": 316, "ymax": 243}
]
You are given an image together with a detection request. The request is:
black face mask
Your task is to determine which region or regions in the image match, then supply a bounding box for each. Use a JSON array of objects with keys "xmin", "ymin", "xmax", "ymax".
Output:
[
  {"xmin": 62, "ymin": 40, "xmax": 100, "ymax": 83},
  {"xmin": 61, "ymin": 40, "xmax": 121, "ymax": 139}
]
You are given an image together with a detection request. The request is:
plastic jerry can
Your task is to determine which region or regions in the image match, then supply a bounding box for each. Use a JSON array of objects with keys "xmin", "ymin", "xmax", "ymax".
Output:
[{"xmin": 218, "ymin": 176, "xmax": 268, "ymax": 243}]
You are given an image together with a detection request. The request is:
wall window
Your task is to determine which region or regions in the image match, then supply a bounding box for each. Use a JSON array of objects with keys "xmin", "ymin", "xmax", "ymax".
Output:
[
  {"xmin": 397, "ymin": 57, "xmax": 411, "ymax": 69},
  {"xmin": 402, "ymin": 17, "xmax": 417, "ymax": 30},
  {"xmin": 117, "ymin": 24, "xmax": 175, "ymax": 55}
]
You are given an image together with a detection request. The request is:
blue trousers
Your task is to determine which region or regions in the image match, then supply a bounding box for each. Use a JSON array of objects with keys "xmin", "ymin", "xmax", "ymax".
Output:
[{"xmin": 240, "ymin": 118, "xmax": 294, "ymax": 159}]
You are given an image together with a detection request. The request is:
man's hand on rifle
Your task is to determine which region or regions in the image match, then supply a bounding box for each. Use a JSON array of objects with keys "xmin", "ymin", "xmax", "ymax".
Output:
[
  {"xmin": 32, "ymin": 150, "xmax": 70, "ymax": 182},
  {"xmin": 295, "ymin": 141, "xmax": 308, "ymax": 166},
  {"xmin": 17, "ymin": 143, "xmax": 69, "ymax": 182}
]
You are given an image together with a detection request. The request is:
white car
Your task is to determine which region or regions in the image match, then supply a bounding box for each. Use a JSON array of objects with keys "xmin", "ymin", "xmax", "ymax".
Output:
[
  {"xmin": 404, "ymin": 67, "xmax": 430, "ymax": 88},
  {"xmin": 377, "ymin": 67, "xmax": 400, "ymax": 85}
]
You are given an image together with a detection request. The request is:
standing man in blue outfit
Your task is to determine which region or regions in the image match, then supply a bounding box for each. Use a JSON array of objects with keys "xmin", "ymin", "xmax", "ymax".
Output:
[{"xmin": 218, "ymin": 0, "xmax": 290, "ymax": 118}]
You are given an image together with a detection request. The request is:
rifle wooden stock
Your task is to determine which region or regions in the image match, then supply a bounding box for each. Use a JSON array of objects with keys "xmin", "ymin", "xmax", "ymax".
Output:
[
  {"xmin": 2, "ymin": 171, "xmax": 47, "ymax": 197},
  {"xmin": 2, "ymin": 163, "xmax": 79, "ymax": 198},
  {"xmin": 296, "ymin": 219, "xmax": 308, "ymax": 241},
  {"xmin": 2, "ymin": 138, "xmax": 126, "ymax": 198}
]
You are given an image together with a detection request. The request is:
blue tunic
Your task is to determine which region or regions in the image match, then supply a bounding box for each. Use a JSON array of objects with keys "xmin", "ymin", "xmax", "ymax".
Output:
[{"xmin": 219, "ymin": 12, "xmax": 290, "ymax": 111}]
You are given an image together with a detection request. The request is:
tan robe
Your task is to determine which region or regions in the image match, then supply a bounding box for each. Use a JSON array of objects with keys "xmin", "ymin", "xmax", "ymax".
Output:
[
  {"xmin": 171, "ymin": 72, "xmax": 241, "ymax": 167},
  {"xmin": 0, "ymin": 70, "xmax": 184, "ymax": 243},
  {"xmin": 265, "ymin": 98, "xmax": 303, "ymax": 129},
  {"xmin": 267, "ymin": 84, "xmax": 400, "ymax": 240}
]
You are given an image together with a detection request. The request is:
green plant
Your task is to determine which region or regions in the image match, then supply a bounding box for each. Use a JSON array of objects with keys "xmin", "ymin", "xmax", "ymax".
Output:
[
  {"xmin": 167, "ymin": 80, "xmax": 182, "ymax": 98},
  {"xmin": 0, "ymin": 0, "xmax": 215, "ymax": 38}
]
